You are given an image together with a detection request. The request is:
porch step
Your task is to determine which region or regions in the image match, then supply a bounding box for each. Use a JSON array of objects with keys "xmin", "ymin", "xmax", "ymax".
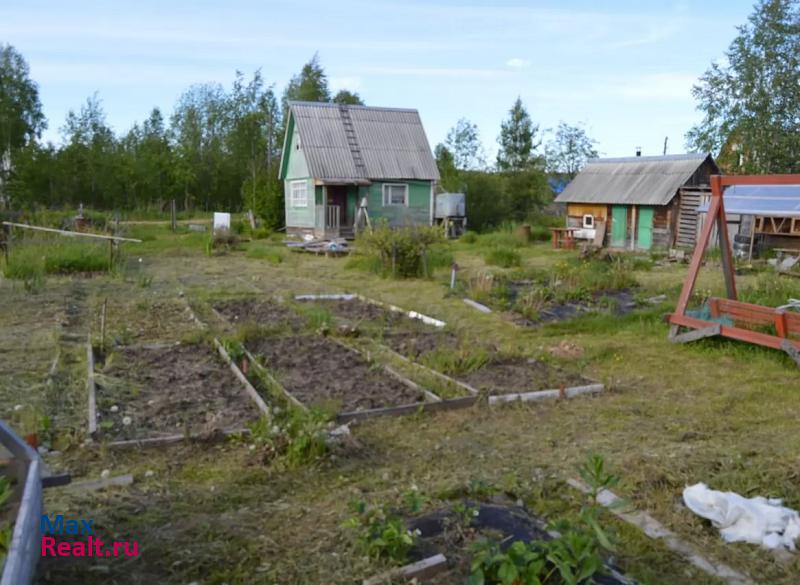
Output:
[{"xmin": 340, "ymin": 227, "xmax": 355, "ymax": 240}]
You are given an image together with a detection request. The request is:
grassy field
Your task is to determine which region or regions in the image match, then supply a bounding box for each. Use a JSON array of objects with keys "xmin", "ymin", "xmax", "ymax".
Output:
[{"xmin": 1, "ymin": 222, "xmax": 799, "ymax": 584}]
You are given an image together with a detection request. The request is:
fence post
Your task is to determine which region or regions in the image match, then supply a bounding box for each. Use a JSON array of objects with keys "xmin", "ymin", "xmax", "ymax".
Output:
[{"xmin": 392, "ymin": 244, "xmax": 397, "ymax": 278}]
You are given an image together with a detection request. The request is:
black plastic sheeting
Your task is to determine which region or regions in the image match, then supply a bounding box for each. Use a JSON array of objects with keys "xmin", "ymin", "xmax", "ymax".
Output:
[{"xmin": 407, "ymin": 502, "xmax": 635, "ymax": 585}]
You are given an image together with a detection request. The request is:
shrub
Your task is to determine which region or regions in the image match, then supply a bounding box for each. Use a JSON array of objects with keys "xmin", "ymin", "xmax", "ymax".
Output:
[
  {"xmin": 484, "ymin": 248, "xmax": 521, "ymax": 268},
  {"xmin": 354, "ymin": 223, "xmax": 449, "ymax": 278}
]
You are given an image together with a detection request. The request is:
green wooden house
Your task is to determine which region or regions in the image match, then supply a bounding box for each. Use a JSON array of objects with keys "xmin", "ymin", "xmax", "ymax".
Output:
[{"xmin": 279, "ymin": 101, "xmax": 440, "ymax": 239}]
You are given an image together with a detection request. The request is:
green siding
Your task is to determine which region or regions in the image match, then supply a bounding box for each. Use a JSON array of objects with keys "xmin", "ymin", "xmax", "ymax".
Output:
[
  {"xmin": 284, "ymin": 178, "xmax": 315, "ymax": 228},
  {"xmin": 365, "ymin": 180, "xmax": 432, "ymax": 227},
  {"xmin": 284, "ymin": 125, "xmax": 309, "ymax": 180},
  {"xmin": 611, "ymin": 205, "xmax": 627, "ymax": 247}
]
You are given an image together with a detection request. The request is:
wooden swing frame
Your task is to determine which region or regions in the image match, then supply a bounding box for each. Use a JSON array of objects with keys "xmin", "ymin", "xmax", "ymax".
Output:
[{"xmin": 667, "ymin": 174, "xmax": 800, "ymax": 366}]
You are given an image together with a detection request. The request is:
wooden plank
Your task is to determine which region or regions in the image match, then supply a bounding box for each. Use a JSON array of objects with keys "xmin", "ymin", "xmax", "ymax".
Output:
[
  {"xmin": 488, "ymin": 384, "xmax": 604, "ymax": 406},
  {"xmin": 362, "ymin": 554, "xmax": 448, "ymax": 585},
  {"xmin": 670, "ymin": 314, "xmax": 799, "ymax": 351},
  {"xmin": 668, "ymin": 324, "xmax": 721, "ymax": 344},
  {"xmin": 375, "ymin": 343, "xmax": 479, "ymax": 396},
  {"xmin": 107, "ymin": 428, "xmax": 249, "ymax": 450},
  {"xmin": 213, "ymin": 338, "xmax": 270, "ymax": 415},
  {"xmin": 86, "ymin": 336, "xmax": 97, "ymax": 436},
  {"xmin": 781, "ymin": 340, "xmax": 800, "ymax": 367},
  {"xmin": 336, "ymin": 396, "xmax": 478, "ymax": 423},
  {"xmin": 2, "ymin": 221, "xmax": 142, "ymax": 243},
  {"xmin": 463, "ymin": 298, "xmax": 491, "ymax": 313},
  {"xmin": 68, "ymin": 474, "xmax": 134, "ymax": 492},
  {"xmin": 242, "ymin": 347, "xmax": 307, "ymax": 411}
]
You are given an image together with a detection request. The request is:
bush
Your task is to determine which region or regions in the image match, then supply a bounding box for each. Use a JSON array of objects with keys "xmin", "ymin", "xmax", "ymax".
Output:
[
  {"xmin": 353, "ymin": 223, "xmax": 449, "ymax": 278},
  {"xmin": 460, "ymin": 231, "xmax": 478, "ymax": 244},
  {"xmin": 484, "ymin": 248, "xmax": 521, "ymax": 268}
]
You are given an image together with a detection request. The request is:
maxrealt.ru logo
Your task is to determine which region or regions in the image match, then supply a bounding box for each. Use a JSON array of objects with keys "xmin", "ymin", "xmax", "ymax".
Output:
[{"xmin": 41, "ymin": 515, "xmax": 139, "ymax": 558}]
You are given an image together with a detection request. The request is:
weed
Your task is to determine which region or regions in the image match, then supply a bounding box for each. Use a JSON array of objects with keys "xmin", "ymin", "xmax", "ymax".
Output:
[
  {"xmin": 402, "ymin": 485, "xmax": 430, "ymax": 514},
  {"xmin": 250, "ymin": 408, "xmax": 330, "ymax": 468},
  {"xmin": 485, "ymin": 248, "xmax": 522, "ymax": 268},
  {"xmin": 421, "ymin": 346, "xmax": 491, "ymax": 376},
  {"xmin": 343, "ymin": 500, "xmax": 419, "ymax": 562}
]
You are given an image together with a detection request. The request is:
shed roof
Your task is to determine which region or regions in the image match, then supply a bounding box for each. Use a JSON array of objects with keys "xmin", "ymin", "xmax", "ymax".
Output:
[
  {"xmin": 554, "ymin": 153, "xmax": 715, "ymax": 206},
  {"xmin": 282, "ymin": 101, "xmax": 440, "ymax": 183},
  {"xmin": 697, "ymin": 185, "xmax": 800, "ymax": 217}
]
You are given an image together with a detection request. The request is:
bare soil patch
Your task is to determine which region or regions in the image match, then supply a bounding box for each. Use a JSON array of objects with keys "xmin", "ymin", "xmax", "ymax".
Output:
[
  {"xmin": 213, "ymin": 298, "xmax": 304, "ymax": 330},
  {"xmin": 382, "ymin": 331, "xmax": 459, "ymax": 359},
  {"xmin": 459, "ymin": 357, "xmax": 589, "ymax": 395},
  {"xmin": 312, "ymin": 299, "xmax": 433, "ymax": 331},
  {"xmin": 96, "ymin": 343, "xmax": 259, "ymax": 440},
  {"xmin": 248, "ymin": 335, "xmax": 424, "ymax": 412}
]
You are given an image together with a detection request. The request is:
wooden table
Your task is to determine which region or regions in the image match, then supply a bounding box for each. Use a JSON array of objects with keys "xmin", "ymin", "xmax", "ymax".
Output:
[{"xmin": 550, "ymin": 227, "xmax": 579, "ymax": 250}]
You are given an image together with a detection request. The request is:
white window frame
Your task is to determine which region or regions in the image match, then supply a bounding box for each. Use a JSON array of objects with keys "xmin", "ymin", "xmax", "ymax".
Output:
[
  {"xmin": 290, "ymin": 180, "xmax": 309, "ymax": 208},
  {"xmin": 382, "ymin": 183, "xmax": 408, "ymax": 207},
  {"xmin": 582, "ymin": 214, "xmax": 594, "ymax": 229}
]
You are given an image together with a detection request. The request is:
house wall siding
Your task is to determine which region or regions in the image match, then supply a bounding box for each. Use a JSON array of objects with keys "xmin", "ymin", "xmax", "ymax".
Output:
[
  {"xmin": 364, "ymin": 180, "xmax": 432, "ymax": 226},
  {"xmin": 283, "ymin": 126, "xmax": 315, "ymax": 229}
]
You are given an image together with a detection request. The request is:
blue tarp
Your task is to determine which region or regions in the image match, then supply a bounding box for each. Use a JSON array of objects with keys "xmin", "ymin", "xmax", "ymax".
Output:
[{"xmin": 697, "ymin": 184, "xmax": 800, "ymax": 217}]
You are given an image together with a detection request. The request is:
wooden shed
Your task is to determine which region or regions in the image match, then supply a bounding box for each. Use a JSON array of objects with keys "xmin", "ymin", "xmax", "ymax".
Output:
[{"xmin": 554, "ymin": 154, "xmax": 720, "ymax": 250}]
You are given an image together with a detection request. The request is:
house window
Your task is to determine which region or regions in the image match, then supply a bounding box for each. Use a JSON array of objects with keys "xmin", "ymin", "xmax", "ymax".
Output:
[
  {"xmin": 290, "ymin": 180, "xmax": 308, "ymax": 207},
  {"xmin": 382, "ymin": 184, "xmax": 408, "ymax": 207},
  {"xmin": 582, "ymin": 214, "xmax": 594, "ymax": 229}
]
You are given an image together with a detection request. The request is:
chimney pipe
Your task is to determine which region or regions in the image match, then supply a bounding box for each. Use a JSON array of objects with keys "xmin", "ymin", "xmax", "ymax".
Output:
[{"xmin": 635, "ymin": 147, "xmax": 642, "ymax": 157}]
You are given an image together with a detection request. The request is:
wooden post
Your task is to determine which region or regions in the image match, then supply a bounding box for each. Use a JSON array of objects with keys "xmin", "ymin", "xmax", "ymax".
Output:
[
  {"xmin": 108, "ymin": 239, "xmax": 113, "ymax": 270},
  {"xmin": 715, "ymin": 178, "xmax": 737, "ymax": 300},
  {"xmin": 630, "ymin": 206, "xmax": 637, "ymax": 251},
  {"xmin": 100, "ymin": 298, "xmax": 108, "ymax": 351},
  {"xmin": 170, "ymin": 199, "xmax": 177, "ymax": 232},
  {"xmin": 391, "ymin": 244, "xmax": 397, "ymax": 277},
  {"xmin": 748, "ymin": 216, "xmax": 757, "ymax": 263}
]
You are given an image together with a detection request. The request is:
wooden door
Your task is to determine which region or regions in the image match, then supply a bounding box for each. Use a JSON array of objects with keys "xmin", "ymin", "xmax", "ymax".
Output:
[
  {"xmin": 637, "ymin": 207, "xmax": 654, "ymax": 250},
  {"xmin": 611, "ymin": 206, "xmax": 627, "ymax": 247}
]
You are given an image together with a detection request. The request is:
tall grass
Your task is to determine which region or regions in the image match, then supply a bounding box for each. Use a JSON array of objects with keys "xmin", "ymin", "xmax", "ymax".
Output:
[{"xmin": 3, "ymin": 239, "xmax": 112, "ymax": 281}]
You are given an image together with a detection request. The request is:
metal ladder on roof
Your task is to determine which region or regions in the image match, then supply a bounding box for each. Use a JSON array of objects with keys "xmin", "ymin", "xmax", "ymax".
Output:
[{"xmin": 339, "ymin": 105, "xmax": 367, "ymax": 178}]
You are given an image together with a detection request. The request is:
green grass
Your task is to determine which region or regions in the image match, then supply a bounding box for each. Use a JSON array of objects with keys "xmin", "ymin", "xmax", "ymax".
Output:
[
  {"xmin": 484, "ymin": 247, "xmax": 522, "ymax": 268},
  {"xmin": 3, "ymin": 239, "xmax": 112, "ymax": 280},
  {"xmin": 246, "ymin": 243, "xmax": 284, "ymax": 264}
]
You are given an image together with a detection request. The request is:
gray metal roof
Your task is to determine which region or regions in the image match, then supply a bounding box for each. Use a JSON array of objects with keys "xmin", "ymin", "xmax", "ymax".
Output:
[
  {"xmin": 554, "ymin": 153, "xmax": 715, "ymax": 206},
  {"xmin": 285, "ymin": 101, "xmax": 440, "ymax": 182}
]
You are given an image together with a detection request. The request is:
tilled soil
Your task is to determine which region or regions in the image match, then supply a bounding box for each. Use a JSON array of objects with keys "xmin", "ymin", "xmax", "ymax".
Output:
[
  {"xmin": 382, "ymin": 331, "xmax": 459, "ymax": 359},
  {"xmin": 459, "ymin": 357, "xmax": 589, "ymax": 395},
  {"xmin": 248, "ymin": 335, "xmax": 424, "ymax": 412},
  {"xmin": 96, "ymin": 343, "xmax": 259, "ymax": 440},
  {"xmin": 311, "ymin": 299, "xmax": 433, "ymax": 331},
  {"xmin": 213, "ymin": 298, "xmax": 304, "ymax": 330}
]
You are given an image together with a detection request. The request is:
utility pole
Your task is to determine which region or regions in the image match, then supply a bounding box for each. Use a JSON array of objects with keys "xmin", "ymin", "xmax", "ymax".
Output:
[{"xmin": 663, "ymin": 136, "xmax": 668, "ymax": 156}]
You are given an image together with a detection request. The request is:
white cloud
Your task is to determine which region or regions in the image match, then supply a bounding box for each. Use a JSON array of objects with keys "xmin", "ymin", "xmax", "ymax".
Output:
[
  {"xmin": 613, "ymin": 73, "xmax": 697, "ymax": 101},
  {"xmin": 358, "ymin": 66, "xmax": 511, "ymax": 80},
  {"xmin": 505, "ymin": 58, "xmax": 530, "ymax": 69}
]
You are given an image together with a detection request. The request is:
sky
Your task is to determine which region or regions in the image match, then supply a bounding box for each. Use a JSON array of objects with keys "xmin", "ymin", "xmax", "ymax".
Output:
[{"xmin": 1, "ymin": 0, "xmax": 756, "ymax": 160}]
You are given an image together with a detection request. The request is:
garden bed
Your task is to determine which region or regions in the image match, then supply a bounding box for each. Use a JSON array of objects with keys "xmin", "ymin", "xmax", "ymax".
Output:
[
  {"xmin": 212, "ymin": 298, "xmax": 304, "ymax": 331},
  {"xmin": 509, "ymin": 286, "xmax": 638, "ymax": 326},
  {"xmin": 94, "ymin": 343, "xmax": 260, "ymax": 441},
  {"xmin": 247, "ymin": 335, "xmax": 427, "ymax": 412},
  {"xmin": 459, "ymin": 357, "xmax": 591, "ymax": 395},
  {"xmin": 382, "ymin": 331, "xmax": 460, "ymax": 360}
]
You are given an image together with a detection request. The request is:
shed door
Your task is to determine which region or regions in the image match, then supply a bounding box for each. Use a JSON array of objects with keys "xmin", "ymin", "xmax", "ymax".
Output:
[
  {"xmin": 610, "ymin": 206, "xmax": 627, "ymax": 247},
  {"xmin": 637, "ymin": 207, "xmax": 654, "ymax": 250}
]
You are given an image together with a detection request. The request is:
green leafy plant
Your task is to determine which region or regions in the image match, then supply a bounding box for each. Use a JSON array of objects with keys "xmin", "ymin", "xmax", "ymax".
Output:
[
  {"xmin": 249, "ymin": 408, "xmax": 330, "ymax": 467},
  {"xmin": 468, "ymin": 455, "xmax": 618, "ymax": 585},
  {"xmin": 343, "ymin": 500, "xmax": 419, "ymax": 562},
  {"xmin": 402, "ymin": 485, "xmax": 430, "ymax": 514},
  {"xmin": 469, "ymin": 539, "xmax": 546, "ymax": 585}
]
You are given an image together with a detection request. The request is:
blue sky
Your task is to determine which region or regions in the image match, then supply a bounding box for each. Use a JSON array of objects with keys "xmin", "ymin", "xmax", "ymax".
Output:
[{"xmin": 2, "ymin": 0, "xmax": 755, "ymax": 160}]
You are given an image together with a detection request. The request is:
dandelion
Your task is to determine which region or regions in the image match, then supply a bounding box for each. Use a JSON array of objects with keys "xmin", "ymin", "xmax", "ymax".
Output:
[
  {"xmin": 100, "ymin": 469, "xmax": 110, "ymax": 479},
  {"xmin": 13, "ymin": 404, "xmax": 23, "ymax": 412},
  {"xmin": 110, "ymin": 405, "xmax": 119, "ymax": 413},
  {"xmin": 144, "ymin": 470, "xmax": 155, "ymax": 478},
  {"xmin": 122, "ymin": 416, "xmax": 132, "ymax": 426}
]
